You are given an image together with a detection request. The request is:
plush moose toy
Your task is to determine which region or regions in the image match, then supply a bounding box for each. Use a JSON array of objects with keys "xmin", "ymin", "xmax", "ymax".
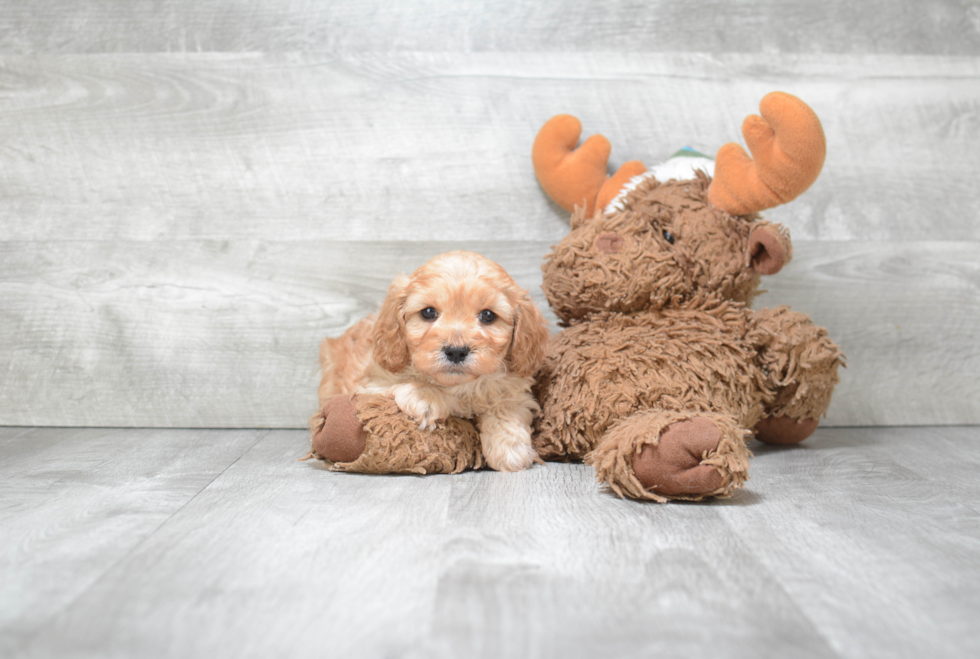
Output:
[
  {"xmin": 529, "ymin": 92, "xmax": 843, "ymax": 501},
  {"xmin": 307, "ymin": 91, "xmax": 843, "ymax": 502}
]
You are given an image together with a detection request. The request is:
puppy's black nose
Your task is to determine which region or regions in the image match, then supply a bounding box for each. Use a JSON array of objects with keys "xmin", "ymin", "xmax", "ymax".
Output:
[{"xmin": 443, "ymin": 345, "xmax": 471, "ymax": 364}]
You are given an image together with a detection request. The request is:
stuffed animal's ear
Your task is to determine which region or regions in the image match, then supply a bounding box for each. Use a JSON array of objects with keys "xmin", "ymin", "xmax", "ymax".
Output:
[
  {"xmin": 506, "ymin": 295, "xmax": 550, "ymax": 378},
  {"xmin": 372, "ymin": 274, "xmax": 410, "ymax": 372},
  {"xmin": 747, "ymin": 223, "xmax": 793, "ymax": 275}
]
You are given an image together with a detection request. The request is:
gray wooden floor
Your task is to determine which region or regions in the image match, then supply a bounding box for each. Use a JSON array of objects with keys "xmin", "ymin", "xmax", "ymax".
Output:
[{"xmin": 2, "ymin": 425, "xmax": 978, "ymax": 659}]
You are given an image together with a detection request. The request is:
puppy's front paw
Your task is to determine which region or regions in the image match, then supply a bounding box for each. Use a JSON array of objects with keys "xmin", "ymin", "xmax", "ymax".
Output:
[
  {"xmin": 415, "ymin": 409, "xmax": 440, "ymax": 431},
  {"xmin": 392, "ymin": 384, "xmax": 445, "ymax": 431},
  {"xmin": 485, "ymin": 441, "xmax": 538, "ymax": 473},
  {"xmin": 405, "ymin": 400, "xmax": 441, "ymax": 431},
  {"xmin": 479, "ymin": 415, "xmax": 538, "ymax": 472}
]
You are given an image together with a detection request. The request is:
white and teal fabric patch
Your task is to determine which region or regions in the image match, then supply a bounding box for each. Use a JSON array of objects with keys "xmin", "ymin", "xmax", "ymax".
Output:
[{"xmin": 604, "ymin": 147, "xmax": 715, "ymax": 215}]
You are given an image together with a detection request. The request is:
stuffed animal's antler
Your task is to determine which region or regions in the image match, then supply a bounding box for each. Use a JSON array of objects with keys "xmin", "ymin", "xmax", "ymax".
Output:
[
  {"xmin": 707, "ymin": 92, "xmax": 826, "ymax": 216},
  {"xmin": 532, "ymin": 114, "xmax": 646, "ymax": 215}
]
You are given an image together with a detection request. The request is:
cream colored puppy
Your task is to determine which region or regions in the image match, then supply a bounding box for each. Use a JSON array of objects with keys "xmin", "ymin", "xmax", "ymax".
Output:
[{"xmin": 318, "ymin": 251, "xmax": 550, "ymax": 472}]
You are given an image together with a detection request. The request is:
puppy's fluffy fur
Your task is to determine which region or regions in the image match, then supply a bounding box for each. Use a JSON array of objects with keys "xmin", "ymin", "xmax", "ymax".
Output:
[{"xmin": 318, "ymin": 251, "xmax": 550, "ymax": 472}]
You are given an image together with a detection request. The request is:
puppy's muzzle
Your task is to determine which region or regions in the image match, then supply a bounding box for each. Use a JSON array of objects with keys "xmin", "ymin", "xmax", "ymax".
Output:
[{"xmin": 442, "ymin": 345, "xmax": 471, "ymax": 364}]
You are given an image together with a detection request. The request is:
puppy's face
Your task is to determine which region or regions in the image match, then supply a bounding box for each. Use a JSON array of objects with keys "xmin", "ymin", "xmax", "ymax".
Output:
[{"xmin": 373, "ymin": 251, "xmax": 548, "ymax": 386}]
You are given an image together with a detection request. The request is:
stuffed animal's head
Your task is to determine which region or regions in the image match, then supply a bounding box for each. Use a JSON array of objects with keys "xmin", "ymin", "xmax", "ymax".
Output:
[{"xmin": 532, "ymin": 92, "xmax": 824, "ymax": 325}]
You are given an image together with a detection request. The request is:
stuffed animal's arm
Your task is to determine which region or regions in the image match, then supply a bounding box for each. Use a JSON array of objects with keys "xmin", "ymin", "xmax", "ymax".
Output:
[{"xmin": 745, "ymin": 306, "xmax": 845, "ymax": 421}]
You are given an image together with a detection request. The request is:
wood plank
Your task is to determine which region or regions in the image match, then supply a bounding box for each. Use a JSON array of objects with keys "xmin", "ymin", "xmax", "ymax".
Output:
[
  {"xmin": 6, "ymin": 426, "xmax": 978, "ymax": 658},
  {"xmin": 14, "ymin": 428, "xmax": 459, "ymax": 658},
  {"xmin": 0, "ymin": 426, "xmax": 262, "ymax": 658},
  {"xmin": 1, "ymin": 240, "xmax": 976, "ymax": 428},
  {"xmin": 762, "ymin": 241, "xmax": 980, "ymax": 427},
  {"xmin": 0, "ymin": 1, "xmax": 976, "ymax": 55},
  {"xmin": 19, "ymin": 429, "xmax": 831, "ymax": 658},
  {"xmin": 428, "ymin": 467, "xmax": 834, "ymax": 658},
  {"xmin": 0, "ymin": 53, "xmax": 977, "ymax": 243},
  {"xmin": 0, "ymin": 240, "xmax": 550, "ymax": 428},
  {"xmin": 719, "ymin": 426, "xmax": 980, "ymax": 658}
]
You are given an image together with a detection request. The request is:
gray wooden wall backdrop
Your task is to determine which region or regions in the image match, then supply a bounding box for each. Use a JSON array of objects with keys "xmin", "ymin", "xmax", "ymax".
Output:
[{"xmin": 0, "ymin": 1, "xmax": 977, "ymax": 429}]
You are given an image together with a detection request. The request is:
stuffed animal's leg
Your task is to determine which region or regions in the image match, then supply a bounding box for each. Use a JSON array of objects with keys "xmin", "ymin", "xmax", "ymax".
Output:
[
  {"xmin": 304, "ymin": 394, "xmax": 484, "ymax": 475},
  {"xmin": 587, "ymin": 410, "xmax": 751, "ymax": 502},
  {"xmin": 747, "ymin": 306, "xmax": 845, "ymax": 445}
]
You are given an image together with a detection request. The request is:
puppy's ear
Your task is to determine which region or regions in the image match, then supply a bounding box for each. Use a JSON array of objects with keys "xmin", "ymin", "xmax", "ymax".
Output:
[
  {"xmin": 373, "ymin": 274, "xmax": 410, "ymax": 372},
  {"xmin": 506, "ymin": 294, "xmax": 550, "ymax": 378}
]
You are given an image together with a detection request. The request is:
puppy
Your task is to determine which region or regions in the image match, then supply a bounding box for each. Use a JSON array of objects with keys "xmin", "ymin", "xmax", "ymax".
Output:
[{"xmin": 318, "ymin": 251, "xmax": 550, "ymax": 472}]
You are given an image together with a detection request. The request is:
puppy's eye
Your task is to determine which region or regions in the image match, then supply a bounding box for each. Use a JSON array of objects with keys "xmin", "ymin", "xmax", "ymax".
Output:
[
  {"xmin": 420, "ymin": 307, "xmax": 438, "ymax": 320},
  {"xmin": 478, "ymin": 309, "xmax": 497, "ymax": 324},
  {"xmin": 662, "ymin": 229, "xmax": 675, "ymax": 245}
]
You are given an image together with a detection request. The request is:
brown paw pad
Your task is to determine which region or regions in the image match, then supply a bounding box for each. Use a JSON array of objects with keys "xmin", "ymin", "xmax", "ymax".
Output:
[
  {"xmin": 633, "ymin": 417, "xmax": 724, "ymax": 496},
  {"xmin": 754, "ymin": 416, "xmax": 819, "ymax": 445},
  {"xmin": 309, "ymin": 396, "xmax": 367, "ymax": 463}
]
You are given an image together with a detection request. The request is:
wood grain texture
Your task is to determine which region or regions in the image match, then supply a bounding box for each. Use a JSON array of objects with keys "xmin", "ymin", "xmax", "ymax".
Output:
[
  {"xmin": 0, "ymin": 53, "xmax": 978, "ymax": 243},
  {"xmin": 0, "ymin": 240, "xmax": 550, "ymax": 428},
  {"xmin": 1, "ymin": 4, "xmax": 976, "ymax": 658},
  {"xmin": 0, "ymin": 426, "xmax": 263, "ymax": 658},
  {"xmin": 761, "ymin": 241, "xmax": 980, "ymax": 427},
  {"xmin": 719, "ymin": 427, "xmax": 980, "ymax": 658},
  {"xmin": 0, "ymin": 1, "xmax": 977, "ymax": 55},
  {"xmin": 0, "ymin": 9, "xmax": 977, "ymax": 431},
  {"xmin": 0, "ymin": 239, "xmax": 976, "ymax": 428},
  {"xmin": 3, "ymin": 425, "xmax": 978, "ymax": 658}
]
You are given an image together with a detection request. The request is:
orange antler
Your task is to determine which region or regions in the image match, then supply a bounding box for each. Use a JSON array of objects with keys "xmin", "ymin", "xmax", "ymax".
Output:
[
  {"xmin": 707, "ymin": 92, "xmax": 826, "ymax": 216},
  {"xmin": 532, "ymin": 114, "xmax": 645, "ymax": 215}
]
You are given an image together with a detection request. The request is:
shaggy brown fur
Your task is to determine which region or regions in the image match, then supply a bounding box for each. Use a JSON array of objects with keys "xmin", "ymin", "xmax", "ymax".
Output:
[
  {"xmin": 532, "ymin": 174, "xmax": 843, "ymax": 501},
  {"xmin": 534, "ymin": 295, "xmax": 769, "ymax": 462},
  {"xmin": 543, "ymin": 174, "xmax": 765, "ymax": 324},
  {"xmin": 591, "ymin": 411, "xmax": 751, "ymax": 502},
  {"xmin": 308, "ymin": 394, "xmax": 484, "ymax": 475}
]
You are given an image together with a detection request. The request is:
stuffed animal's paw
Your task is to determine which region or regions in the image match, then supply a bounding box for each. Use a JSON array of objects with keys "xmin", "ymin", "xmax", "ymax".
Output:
[
  {"xmin": 632, "ymin": 417, "xmax": 726, "ymax": 496},
  {"xmin": 590, "ymin": 411, "xmax": 750, "ymax": 501},
  {"xmin": 305, "ymin": 395, "xmax": 367, "ymax": 464},
  {"xmin": 754, "ymin": 415, "xmax": 819, "ymax": 445}
]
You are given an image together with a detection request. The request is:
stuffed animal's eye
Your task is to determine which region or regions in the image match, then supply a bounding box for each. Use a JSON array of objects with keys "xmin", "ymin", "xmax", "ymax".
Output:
[
  {"xmin": 662, "ymin": 229, "xmax": 675, "ymax": 245},
  {"xmin": 420, "ymin": 307, "xmax": 438, "ymax": 320},
  {"xmin": 479, "ymin": 309, "xmax": 497, "ymax": 324}
]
